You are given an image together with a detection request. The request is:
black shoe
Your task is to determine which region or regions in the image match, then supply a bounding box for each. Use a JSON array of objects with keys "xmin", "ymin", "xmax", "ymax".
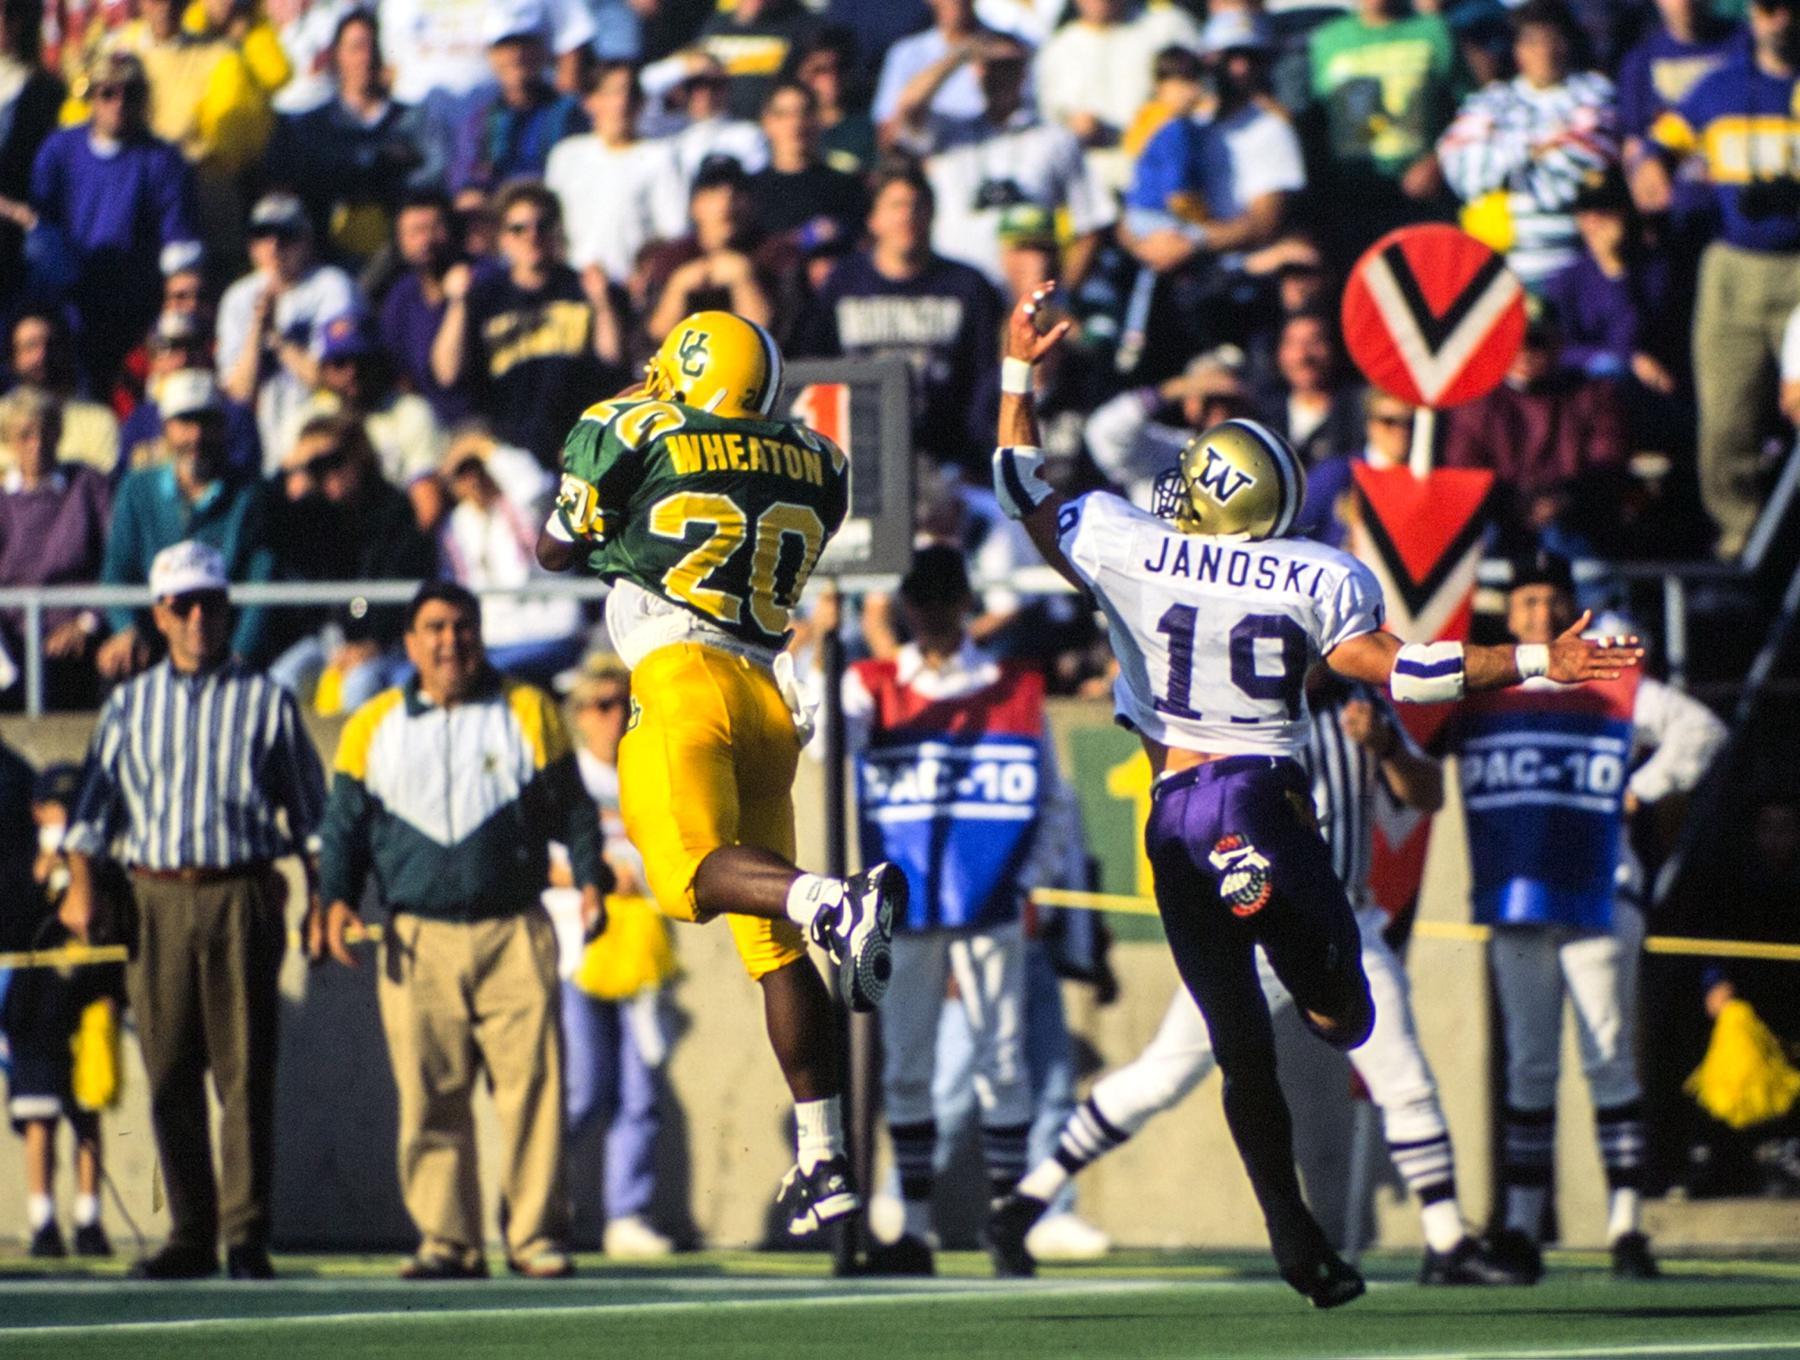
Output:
[
  {"xmin": 1281, "ymin": 1250, "xmax": 1366, "ymax": 1309},
  {"xmin": 226, "ymin": 1245, "xmax": 276, "ymax": 1280},
  {"xmin": 775, "ymin": 1155, "xmax": 860, "ymax": 1237},
  {"xmin": 1486, "ymin": 1228, "xmax": 1545, "ymax": 1284},
  {"xmin": 984, "ymin": 1193, "xmax": 1047, "ymax": 1278},
  {"xmin": 129, "ymin": 1244, "xmax": 219, "ymax": 1280},
  {"xmin": 398, "ymin": 1251, "xmax": 489, "ymax": 1280},
  {"xmin": 72, "ymin": 1222, "xmax": 112, "ymax": 1258},
  {"xmin": 810, "ymin": 864, "xmax": 900, "ymax": 1012},
  {"xmin": 865, "ymin": 1235, "xmax": 935, "ymax": 1276},
  {"xmin": 28, "ymin": 1222, "xmax": 66, "ymax": 1259},
  {"xmin": 1420, "ymin": 1236, "xmax": 1528, "ymax": 1286},
  {"xmin": 1611, "ymin": 1231, "xmax": 1660, "ymax": 1280}
]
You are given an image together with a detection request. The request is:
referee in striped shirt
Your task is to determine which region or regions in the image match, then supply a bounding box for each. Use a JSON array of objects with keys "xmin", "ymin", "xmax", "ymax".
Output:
[{"xmin": 60, "ymin": 540, "xmax": 327, "ymax": 1281}]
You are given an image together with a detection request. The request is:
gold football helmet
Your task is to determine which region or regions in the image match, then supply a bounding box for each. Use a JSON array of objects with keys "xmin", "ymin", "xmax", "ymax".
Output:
[
  {"xmin": 1151, "ymin": 418, "xmax": 1307, "ymax": 539},
  {"xmin": 643, "ymin": 310, "xmax": 783, "ymax": 418}
]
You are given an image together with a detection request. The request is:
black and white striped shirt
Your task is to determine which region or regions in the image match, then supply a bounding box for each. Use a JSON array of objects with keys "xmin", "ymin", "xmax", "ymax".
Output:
[
  {"xmin": 66, "ymin": 660, "xmax": 327, "ymax": 870},
  {"xmin": 1300, "ymin": 682, "xmax": 1426, "ymax": 898}
]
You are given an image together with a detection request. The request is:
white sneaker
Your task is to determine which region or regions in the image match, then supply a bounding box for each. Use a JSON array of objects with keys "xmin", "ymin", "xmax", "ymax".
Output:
[
  {"xmin": 1026, "ymin": 1212, "xmax": 1111, "ymax": 1261},
  {"xmin": 868, "ymin": 1192, "xmax": 905, "ymax": 1245},
  {"xmin": 603, "ymin": 1215, "xmax": 673, "ymax": 1259}
]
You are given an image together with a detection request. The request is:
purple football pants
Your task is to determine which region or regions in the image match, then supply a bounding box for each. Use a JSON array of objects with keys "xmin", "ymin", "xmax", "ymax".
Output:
[{"xmin": 1144, "ymin": 755, "xmax": 1373, "ymax": 1258}]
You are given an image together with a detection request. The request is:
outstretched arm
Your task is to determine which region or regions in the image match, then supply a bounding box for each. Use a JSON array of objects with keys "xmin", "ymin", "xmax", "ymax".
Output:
[
  {"xmin": 994, "ymin": 283, "xmax": 1085, "ymax": 592},
  {"xmin": 1326, "ymin": 611, "xmax": 1644, "ymax": 700}
]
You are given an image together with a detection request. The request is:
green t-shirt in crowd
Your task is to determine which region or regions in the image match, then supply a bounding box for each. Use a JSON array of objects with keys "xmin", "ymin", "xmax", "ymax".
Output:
[{"xmin": 1309, "ymin": 12, "xmax": 1467, "ymax": 178}]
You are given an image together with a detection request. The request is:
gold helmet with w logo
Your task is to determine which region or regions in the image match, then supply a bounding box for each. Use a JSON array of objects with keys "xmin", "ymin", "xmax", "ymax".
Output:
[
  {"xmin": 1151, "ymin": 418, "xmax": 1307, "ymax": 539},
  {"xmin": 643, "ymin": 310, "xmax": 784, "ymax": 418}
]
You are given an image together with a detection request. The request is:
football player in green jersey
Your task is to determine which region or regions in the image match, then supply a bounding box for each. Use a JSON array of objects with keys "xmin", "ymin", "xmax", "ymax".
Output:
[{"xmin": 537, "ymin": 310, "xmax": 904, "ymax": 1237}]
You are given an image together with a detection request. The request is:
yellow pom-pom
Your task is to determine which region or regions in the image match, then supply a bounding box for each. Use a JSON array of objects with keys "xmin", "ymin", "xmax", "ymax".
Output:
[{"xmin": 1685, "ymin": 999, "xmax": 1800, "ymax": 1131}]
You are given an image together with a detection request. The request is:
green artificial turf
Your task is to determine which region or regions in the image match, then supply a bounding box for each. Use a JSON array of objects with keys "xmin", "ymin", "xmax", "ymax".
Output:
[{"xmin": 1, "ymin": 1249, "xmax": 1797, "ymax": 1359}]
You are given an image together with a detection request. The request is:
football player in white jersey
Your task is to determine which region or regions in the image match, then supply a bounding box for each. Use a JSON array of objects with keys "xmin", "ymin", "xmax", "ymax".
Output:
[{"xmin": 990, "ymin": 283, "xmax": 1643, "ymax": 1307}]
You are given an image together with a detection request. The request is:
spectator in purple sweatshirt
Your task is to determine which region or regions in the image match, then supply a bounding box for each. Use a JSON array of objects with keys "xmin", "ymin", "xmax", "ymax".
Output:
[
  {"xmin": 26, "ymin": 52, "xmax": 199, "ymax": 393},
  {"xmin": 0, "ymin": 387, "xmax": 112, "ymax": 709}
]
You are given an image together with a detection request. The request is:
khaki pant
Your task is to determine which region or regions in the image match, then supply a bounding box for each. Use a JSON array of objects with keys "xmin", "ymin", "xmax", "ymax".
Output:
[
  {"xmin": 377, "ymin": 908, "xmax": 567, "ymax": 1264},
  {"xmin": 126, "ymin": 871, "xmax": 285, "ymax": 1252},
  {"xmin": 1692, "ymin": 242, "xmax": 1800, "ymax": 554}
]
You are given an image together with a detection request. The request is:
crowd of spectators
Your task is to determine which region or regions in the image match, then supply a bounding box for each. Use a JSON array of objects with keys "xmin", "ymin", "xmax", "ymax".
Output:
[{"xmin": 1, "ymin": 0, "xmax": 1798, "ymax": 709}]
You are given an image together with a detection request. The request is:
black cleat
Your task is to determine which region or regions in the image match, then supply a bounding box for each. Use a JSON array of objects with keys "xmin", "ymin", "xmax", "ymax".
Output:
[
  {"xmin": 226, "ymin": 1245, "xmax": 277, "ymax": 1280},
  {"xmin": 1281, "ymin": 1250, "xmax": 1366, "ymax": 1309},
  {"xmin": 129, "ymin": 1243, "xmax": 219, "ymax": 1280},
  {"xmin": 983, "ymin": 1193, "xmax": 1047, "ymax": 1278},
  {"xmin": 1420, "ymin": 1235, "xmax": 1529, "ymax": 1286},
  {"xmin": 398, "ymin": 1251, "xmax": 489, "ymax": 1280},
  {"xmin": 865, "ymin": 1235, "xmax": 935, "ymax": 1276},
  {"xmin": 811, "ymin": 864, "xmax": 900, "ymax": 1011},
  {"xmin": 72, "ymin": 1222, "xmax": 112, "ymax": 1258},
  {"xmin": 28, "ymin": 1222, "xmax": 65, "ymax": 1259},
  {"xmin": 1486, "ymin": 1228, "xmax": 1545, "ymax": 1284},
  {"xmin": 775, "ymin": 1155, "xmax": 860, "ymax": 1237},
  {"xmin": 1611, "ymin": 1231, "xmax": 1660, "ymax": 1280}
]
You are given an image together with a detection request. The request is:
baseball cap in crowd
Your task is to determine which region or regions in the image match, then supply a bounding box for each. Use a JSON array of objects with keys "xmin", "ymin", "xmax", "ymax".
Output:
[
  {"xmin": 31, "ymin": 763, "xmax": 83, "ymax": 811},
  {"xmin": 1507, "ymin": 549, "xmax": 1576, "ymax": 597},
  {"xmin": 150, "ymin": 540, "xmax": 229, "ymax": 602},
  {"xmin": 249, "ymin": 192, "xmax": 310, "ymax": 238},
  {"xmin": 159, "ymin": 369, "xmax": 224, "ymax": 421},
  {"xmin": 1571, "ymin": 166, "xmax": 1631, "ymax": 214},
  {"xmin": 319, "ymin": 314, "xmax": 377, "ymax": 364},
  {"xmin": 1200, "ymin": 10, "xmax": 1273, "ymax": 55},
  {"xmin": 899, "ymin": 545, "xmax": 973, "ymax": 608},
  {"xmin": 998, "ymin": 204, "xmax": 1057, "ymax": 250},
  {"xmin": 483, "ymin": 0, "xmax": 553, "ymax": 47},
  {"xmin": 160, "ymin": 240, "xmax": 204, "ymax": 277}
]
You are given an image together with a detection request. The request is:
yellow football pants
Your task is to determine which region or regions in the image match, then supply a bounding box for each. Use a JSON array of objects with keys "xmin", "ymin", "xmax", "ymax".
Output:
[{"xmin": 618, "ymin": 642, "xmax": 809, "ymax": 981}]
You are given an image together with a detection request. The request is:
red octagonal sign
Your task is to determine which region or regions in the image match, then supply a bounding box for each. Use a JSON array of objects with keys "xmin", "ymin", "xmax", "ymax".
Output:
[{"xmin": 1342, "ymin": 224, "xmax": 1526, "ymax": 410}]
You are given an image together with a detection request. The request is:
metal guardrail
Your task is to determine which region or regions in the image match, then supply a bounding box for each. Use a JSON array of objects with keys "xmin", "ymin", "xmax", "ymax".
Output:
[{"xmin": 0, "ymin": 552, "xmax": 1772, "ymax": 717}]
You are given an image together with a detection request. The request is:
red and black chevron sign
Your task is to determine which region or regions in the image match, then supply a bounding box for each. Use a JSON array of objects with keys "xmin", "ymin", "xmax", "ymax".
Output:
[
  {"xmin": 1341, "ymin": 225, "xmax": 1526, "ymax": 410},
  {"xmin": 1349, "ymin": 462, "xmax": 1495, "ymax": 922}
]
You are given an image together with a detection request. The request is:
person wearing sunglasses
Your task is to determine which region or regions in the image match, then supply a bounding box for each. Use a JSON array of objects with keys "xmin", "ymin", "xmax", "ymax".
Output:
[
  {"xmin": 432, "ymin": 181, "xmax": 623, "ymax": 469},
  {"xmin": 60, "ymin": 538, "xmax": 329, "ymax": 1280},
  {"xmin": 25, "ymin": 50, "xmax": 200, "ymax": 390},
  {"xmin": 265, "ymin": 413, "xmax": 437, "ymax": 714},
  {"xmin": 1290, "ymin": 390, "xmax": 1419, "ymax": 548}
]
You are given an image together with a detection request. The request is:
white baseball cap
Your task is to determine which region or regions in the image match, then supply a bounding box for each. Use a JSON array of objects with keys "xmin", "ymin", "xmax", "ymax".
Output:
[
  {"xmin": 149, "ymin": 541, "xmax": 229, "ymax": 601},
  {"xmin": 160, "ymin": 369, "xmax": 223, "ymax": 422},
  {"xmin": 1201, "ymin": 11, "xmax": 1273, "ymax": 54},
  {"xmin": 483, "ymin": 0, "xmax": 552, "ymax": 47}
]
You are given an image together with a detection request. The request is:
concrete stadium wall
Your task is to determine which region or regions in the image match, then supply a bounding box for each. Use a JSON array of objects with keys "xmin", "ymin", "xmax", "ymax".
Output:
[{"xmin": 0, "ymin": 702, "xmax": 1773, "ymax": 1254}]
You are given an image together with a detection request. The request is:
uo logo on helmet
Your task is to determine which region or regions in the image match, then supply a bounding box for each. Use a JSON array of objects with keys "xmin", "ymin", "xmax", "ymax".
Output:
[
  {"xmin": 677, "ymin": 328, "xmax": 711, "ymax": 379},
  {"xmin": 1196, "ymin": 447, "xmax": 1254, "ymax": 505}
]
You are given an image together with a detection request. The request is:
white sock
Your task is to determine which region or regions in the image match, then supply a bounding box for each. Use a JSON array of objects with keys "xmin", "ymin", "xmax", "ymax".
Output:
[
  {"xmin": 1016, "ymin": 1158, "xmax": 1071, "ymax": 1204},
  {"xmin": 1607, "ymin": 1187, "xmax": 1641, "ymax": 1242},
  {"xmin": 1419, "ymin": 1199, "xmax": 1465, "ymax": 1254},
  {"xmin": 901, "ymin": 1197, "xmax": 934, "ymax": 1243},
  {"xmin": 26, "ymin": 1193, "xmax": 54, "ymax": 1230},
  {"xmin": 73, "ymin": 1193, "xmax": 100, "ymax": 1228},
  {"xmin": 1506, "ymin": 1185, "xmax": 1547, "ymax": 1240},
  {"xmin": 795, "ymin": 1096, "xmax": 844, "ymax": 1172},
  {"xmin": 785, "ymin": 874, "xmax": 843, "ymax": 934}
]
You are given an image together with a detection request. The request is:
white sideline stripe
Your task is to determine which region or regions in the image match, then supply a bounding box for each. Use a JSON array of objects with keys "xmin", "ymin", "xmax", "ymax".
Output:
[
  {"xmin": 0, "ymin": 1280, "xmax": 1188, "ymax": 1336},
  {"xmin": 1352, "ymin": 1343, "xmax": 1800, "ymax": 1360}
]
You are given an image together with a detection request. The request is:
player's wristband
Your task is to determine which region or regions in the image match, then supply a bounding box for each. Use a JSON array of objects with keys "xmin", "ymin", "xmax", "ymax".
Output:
[
  {"xmin": 1001, "ymin": 356, "xmax": 1034, "ymax": 396},
  {"xmin": 993, "ymin": 444, "xmax": 1053, "ymax": 520},
  {"xmin": 1515, "ymin": 643, "xmax": 1550, "ymax": 680},
  {"xmin": 1390, "ymin": 640, "xmax": 1465, "ymax": 704}
]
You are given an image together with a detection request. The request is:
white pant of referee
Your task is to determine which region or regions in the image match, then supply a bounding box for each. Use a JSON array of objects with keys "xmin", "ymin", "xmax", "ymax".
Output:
[{"xmin": 882, "ymin": 921, "xmax": 1032, "ymax": 1242}]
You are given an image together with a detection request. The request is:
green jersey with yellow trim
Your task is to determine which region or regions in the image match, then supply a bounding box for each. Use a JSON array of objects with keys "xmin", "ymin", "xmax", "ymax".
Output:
[{"xmin": 554, "ymin": 395, "xmax": 850, "ymax": 650}]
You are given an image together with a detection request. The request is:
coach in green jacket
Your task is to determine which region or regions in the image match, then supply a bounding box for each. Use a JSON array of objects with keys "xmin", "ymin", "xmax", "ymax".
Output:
[{"xmin": 314, "ymin": 580, "xmax": 610, "ymax": 1280}]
